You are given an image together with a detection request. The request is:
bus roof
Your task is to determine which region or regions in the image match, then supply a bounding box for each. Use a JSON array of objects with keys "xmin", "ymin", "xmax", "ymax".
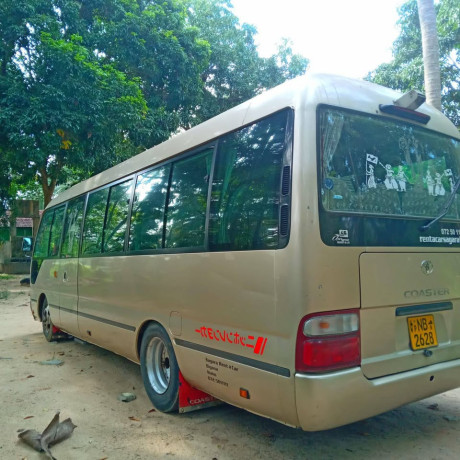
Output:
[{"xmin": 49, "ymin": 73, "xmax": 459, "ymax": 208}]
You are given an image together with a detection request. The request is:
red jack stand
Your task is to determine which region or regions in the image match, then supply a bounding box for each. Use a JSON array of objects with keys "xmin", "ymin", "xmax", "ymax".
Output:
[{"xmin": 178, "ymin": 372, "xmax": 221, "ymax": 413}]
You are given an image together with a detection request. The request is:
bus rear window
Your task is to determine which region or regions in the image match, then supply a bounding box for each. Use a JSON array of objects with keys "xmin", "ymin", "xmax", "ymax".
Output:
[{"xmin": 319, "ymin": 107, "xmax": 460, "ymax": 221}]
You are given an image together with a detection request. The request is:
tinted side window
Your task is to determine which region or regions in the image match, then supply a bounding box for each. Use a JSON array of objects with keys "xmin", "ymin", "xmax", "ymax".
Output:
[
  {"xmin": 103, "ymin": 180, "xmax": 133, "ymax": 253},
  {"xmin": 33, "ymin": 211, "xmax": 53, "ymax": 259},
  {"xmin": 82, "ymin": 188, "xmax": 109, "ymax": 255},
  {"xmin": 209, "ymin": 110, "xmax": 289, "ymax": 250},
  {"xmin": 49, "ymin": 206, "xmax": 66, "ymax": 257},
  {"xmin": 129, "ymin": 166, "xmax": 170, "ymax": 251},
  {"xmin": 61, "ymin": 196, "xmax": 85, "ymax": 258},
  {"xmin": 165, "ymin": 149, "xmax": 213, "ymax": 249}
]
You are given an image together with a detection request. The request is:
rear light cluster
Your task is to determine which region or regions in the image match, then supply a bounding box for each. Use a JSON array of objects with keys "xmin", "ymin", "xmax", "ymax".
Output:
[{"xmin": 295, "ymin": 309, "xmax": 360, "ymax": 373}]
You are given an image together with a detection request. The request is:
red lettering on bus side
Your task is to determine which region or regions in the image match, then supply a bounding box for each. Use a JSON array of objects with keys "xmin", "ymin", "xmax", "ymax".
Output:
[
  {"xmin": 195, "ymin": 327, "xmax": 267, "ymax": 354},
  {"xmin": 245, "ymin": 335, "xmax": 255, "ymax": 348},
  {"xmin": 218, "ymin": 330, "xmax": 226, "ymax": 342},
  {"xmin": 196, "ymin": 326, "xmax": 208, "ymax": 338}
]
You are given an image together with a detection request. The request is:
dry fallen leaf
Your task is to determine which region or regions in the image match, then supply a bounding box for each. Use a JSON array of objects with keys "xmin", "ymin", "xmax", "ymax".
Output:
[
  {"xmin": 24, "ymin": 416, "xmax": 34, "ymax": 420},
  {"xmin": 18, "ymin": 429, "xmax": 42, "ymax": 452},
  {"xmin": 18, "ymin": 411, "xmax": 77, "ymax": 460},
  {"xmin": 129, "ymin": 416, "xmax": 140, "ymax": 422}
]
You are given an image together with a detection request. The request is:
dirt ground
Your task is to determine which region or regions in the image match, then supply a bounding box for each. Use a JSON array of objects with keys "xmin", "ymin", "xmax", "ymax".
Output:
[{"xmin": 0, "ymin": 275, "xmax": 459, "ymax": 460}]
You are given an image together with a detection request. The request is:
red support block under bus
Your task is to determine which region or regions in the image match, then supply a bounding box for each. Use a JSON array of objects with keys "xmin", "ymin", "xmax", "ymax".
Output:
[{"xmin": 178, "ymin": 372, "xmax": 221, "ymax": 413}]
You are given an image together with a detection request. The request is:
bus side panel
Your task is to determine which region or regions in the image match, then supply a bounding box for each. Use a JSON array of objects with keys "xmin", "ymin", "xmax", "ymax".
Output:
[
  {"xmin": 34, "ymin": 259, "xmax": 64, "ymax": 326},
  {"xmin": 164, "ymin": 250, "xmax": 298, "ymax": 427},
  {"xmin": 176, "ymin": 345, "xmax": 297, "ymax": 427},
  {"xmin": 83, "ymin": 250, "xmax": 300, "ymax": 426},
  {"xmin": 77, "ymin": 256, "xmax": 139, "ymax": 360}
]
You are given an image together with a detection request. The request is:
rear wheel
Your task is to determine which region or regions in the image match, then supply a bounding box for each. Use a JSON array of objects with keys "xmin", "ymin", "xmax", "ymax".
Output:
[{"xmin": 140, "ymin": 323, "xmax": 179, "ymax": 412}]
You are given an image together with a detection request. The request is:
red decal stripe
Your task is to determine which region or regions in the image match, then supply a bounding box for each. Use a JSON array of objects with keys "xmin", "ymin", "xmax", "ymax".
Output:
[
  {"xmin": 260, "ymin": 338, "xmax": 268, "ymax": 355},
  {"xmin": 254, "ymin": 337, "xmax": 264, "ymax": 354}
]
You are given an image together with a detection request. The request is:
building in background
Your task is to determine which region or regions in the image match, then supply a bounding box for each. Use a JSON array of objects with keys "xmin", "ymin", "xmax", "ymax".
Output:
[{"xmin": 0, "ymin": 200, "xmax": 40, "ymax": 274}]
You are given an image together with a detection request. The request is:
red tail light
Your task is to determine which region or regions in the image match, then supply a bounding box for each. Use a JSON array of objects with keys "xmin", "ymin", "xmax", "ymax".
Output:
[{"xmin": 295, "ymin": 309, "xmax": 360, "ymax": 373}]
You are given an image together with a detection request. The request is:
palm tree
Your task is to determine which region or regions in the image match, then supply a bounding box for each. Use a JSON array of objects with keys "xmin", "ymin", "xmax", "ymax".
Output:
[{"xmin": 417, "ymin": 0, "xmax": 442, "ymax": 110}]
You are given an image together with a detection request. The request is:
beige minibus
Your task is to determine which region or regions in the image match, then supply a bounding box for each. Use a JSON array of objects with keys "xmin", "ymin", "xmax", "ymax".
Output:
[{"xmin": 29, "ymin": 74, "xmax": 460, "ymax": 431}]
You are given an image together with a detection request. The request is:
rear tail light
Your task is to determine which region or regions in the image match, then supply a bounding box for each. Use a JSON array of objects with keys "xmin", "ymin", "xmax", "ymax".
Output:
[{"xmin": 296, "ymin": 309, "xmax": 360, "ymax": 373}]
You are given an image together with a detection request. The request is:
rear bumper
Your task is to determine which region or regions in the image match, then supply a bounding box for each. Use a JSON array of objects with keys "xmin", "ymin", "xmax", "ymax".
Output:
[{"xmin": 295, "ymin": 359, "xmax": 460, "ymax": 431}]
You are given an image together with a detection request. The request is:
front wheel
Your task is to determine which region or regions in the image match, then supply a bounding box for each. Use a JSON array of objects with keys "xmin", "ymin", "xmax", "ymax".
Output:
[
  {"xmin": 140, "ymin": 323, "xmax": 179, "ymax": 412},
  {"xmin": 41, "ymin": 298, "xmax": 66, "ymax": 342}
]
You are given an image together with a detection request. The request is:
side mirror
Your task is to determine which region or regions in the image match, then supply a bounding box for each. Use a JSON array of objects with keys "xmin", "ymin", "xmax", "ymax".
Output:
[{"xmin": 22, "ymin": 237, "xmax": 33, "ymax": 253}]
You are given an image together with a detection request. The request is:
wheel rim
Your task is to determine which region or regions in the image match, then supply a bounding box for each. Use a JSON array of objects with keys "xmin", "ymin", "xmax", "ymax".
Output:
[
  {"xmin": 42, "ymin": 304, "xmax": 52, "ymax": 337},
  {"xmin": 146, "ymin": 337, "xmax": 171, "ymax": 394}
]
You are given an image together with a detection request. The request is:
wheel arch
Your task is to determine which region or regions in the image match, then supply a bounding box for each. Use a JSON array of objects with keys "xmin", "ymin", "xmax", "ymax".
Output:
[
  {"xmin": 38, "ymin": 293, "xmax": 47, "ymax": 321},
  {"xmin": 136, "ymin": 319, "xmax": 164, "ymax": 361}
]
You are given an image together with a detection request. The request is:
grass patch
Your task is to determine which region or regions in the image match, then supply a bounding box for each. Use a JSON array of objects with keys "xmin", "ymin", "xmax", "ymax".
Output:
[
  {"xmin": 0, "ymin": 290, "xmax": 10, "ymax": 300},
  {"xmin": 0, "ymin": 274, "xmax": 14, "ymax": 280}
]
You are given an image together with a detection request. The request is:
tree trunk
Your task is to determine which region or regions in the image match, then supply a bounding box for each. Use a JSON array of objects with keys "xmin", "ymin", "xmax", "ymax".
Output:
[
  {"xmin": 39, "ymin": 167, "xmax": 57, "ymax": 207},
  {"xmin": 417, "ymin": 0, "xmax": 442, "ymax": 111}
]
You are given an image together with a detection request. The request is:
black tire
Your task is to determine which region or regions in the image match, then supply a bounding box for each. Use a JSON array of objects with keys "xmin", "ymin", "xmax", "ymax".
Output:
[
  {"xmin": 41, "ymin": 298, "xmax": 58, "ymax": 342},
  {"xmin": 140, "ymin": 323, "xmax": 179, "ymax": 413}
]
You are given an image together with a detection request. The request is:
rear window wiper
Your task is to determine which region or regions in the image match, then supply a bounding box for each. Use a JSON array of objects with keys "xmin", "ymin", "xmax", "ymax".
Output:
[{"xmin": 420, "ymin": 177, "xmax": 460, "ymax": 231}]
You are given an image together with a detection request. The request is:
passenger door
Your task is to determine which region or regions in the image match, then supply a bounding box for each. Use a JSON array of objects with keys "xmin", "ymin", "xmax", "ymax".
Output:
[
  {"xmin": 43, "ymin": 205, "xmax": 66, "ymax": 325},
  {"xmin": 78, "ymin": 179, "xmax": 135, "ymax": 353},
  {"xmin": 59, "ymin": 196, "xmax": 86, "ymax": 334}
]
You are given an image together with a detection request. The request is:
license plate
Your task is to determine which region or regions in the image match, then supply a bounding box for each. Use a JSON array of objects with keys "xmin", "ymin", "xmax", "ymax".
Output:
[{"xmin": 407, "ymin": 314, "xmax": 438, "ymax": 350}]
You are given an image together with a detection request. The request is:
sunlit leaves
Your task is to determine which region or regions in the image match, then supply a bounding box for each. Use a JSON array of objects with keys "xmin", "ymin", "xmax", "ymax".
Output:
[
  {"xmin": 367, "ymin": 0, "xmax": 459, "ymax": 126},
  {"xmin": 0, "ymin": 0, "xmax": 309, "ymax": 208}
]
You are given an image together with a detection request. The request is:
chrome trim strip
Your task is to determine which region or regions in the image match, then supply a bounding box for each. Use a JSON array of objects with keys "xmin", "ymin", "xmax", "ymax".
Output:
[
  {"xmin": 77, "ymin": 310, "xmax": 136, "ymax": 331},
  {"xmin": 396, "ymin": 302, "xmax": 453, "ymax": 316},
  {"xmin": 57, "ymin": 306, "xmax": 135, "ymax": 332}
]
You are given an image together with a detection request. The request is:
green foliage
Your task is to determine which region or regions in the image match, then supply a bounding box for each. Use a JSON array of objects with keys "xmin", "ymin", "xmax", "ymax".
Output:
[
  {"xmin": 0, "ymin": 0, "xmax": 149, "ymax": 205},
  {"xmin": 187, "ymin": 0, "xmax": 309, "ymax": 124},
  {"xmin": 367, "ymin": 0, "xmax": 459, "ymax": 126},
  {"xmin": 0, "ymin": 0, "xmax": 308, "ymax": 207},
  {"xmin": 84, "ymin": 0, "xmax": 211, "ymax": 148}
]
